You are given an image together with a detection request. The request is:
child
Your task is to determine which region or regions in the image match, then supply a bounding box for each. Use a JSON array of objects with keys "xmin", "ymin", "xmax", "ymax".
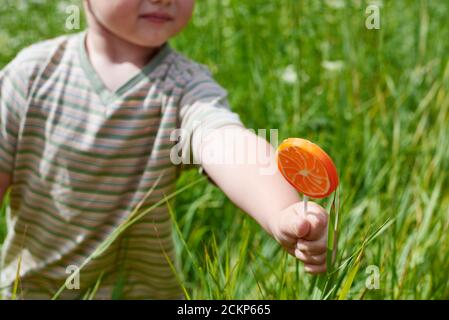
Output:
[{"xmin": 0, "ymin": 0, "xmax": 329, "ymax": 299}]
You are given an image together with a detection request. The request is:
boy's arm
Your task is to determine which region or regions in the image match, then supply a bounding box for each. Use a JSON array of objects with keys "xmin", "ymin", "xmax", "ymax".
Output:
[
  {"xmin": 178, "ymin": 64, "xmax": 327, "ymax": 271},
  {"xmin": 200, "ymin": 125, "xmax": 329, "ymax": 273},
  {"xmin": 200, "ymin": 125, "xmax": 299, "ymax": 235}
]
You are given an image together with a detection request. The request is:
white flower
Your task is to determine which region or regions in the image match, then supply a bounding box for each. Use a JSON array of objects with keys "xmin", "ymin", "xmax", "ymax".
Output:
[
  {"xmin": 321, "ymin": 60, "xmax": 345, "ymax": 72},
  {"xmin": 280, "ymin": 65, "xmax": 298, "ymax": 84}
]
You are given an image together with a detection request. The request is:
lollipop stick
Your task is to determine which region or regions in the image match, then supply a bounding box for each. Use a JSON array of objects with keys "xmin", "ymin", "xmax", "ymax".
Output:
[{"xmin": 303, "ymin": 195, "xmax": 308, "ymax": 216}]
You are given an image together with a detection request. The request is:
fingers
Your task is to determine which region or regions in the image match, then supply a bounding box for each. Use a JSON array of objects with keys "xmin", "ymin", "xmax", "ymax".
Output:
[
  {"xmin": 295, "ymin": 228, "xmax": 327, "ymax": 273},
  {"xmin": 296, "ymin": 237, "xmax": 327, "ymax": 255},
  {"xmin": 304, "ymin": 264, "xmax": 327, "ymax": 274},
  {"xmin": 277, "ymin": 201, "xmax": 329, "ymax": 276},
  {"xmin": 286, "ymin": 247, "xmax": 327, "ymax": 275},
  {"xmin": 294, "ymin": 250, "xmax": 326, "ymax": 265}
]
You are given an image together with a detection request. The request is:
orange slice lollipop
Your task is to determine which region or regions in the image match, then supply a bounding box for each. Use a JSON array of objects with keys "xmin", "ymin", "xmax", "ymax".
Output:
[{"xmin": 276, "ymin": 138, "xmax": 339, "ymax": 198}]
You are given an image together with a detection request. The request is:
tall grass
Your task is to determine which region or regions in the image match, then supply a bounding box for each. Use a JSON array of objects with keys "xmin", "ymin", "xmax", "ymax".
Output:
[{"xmin": 1, "ymin": 0, "xmax": 448, "ymax": 299}]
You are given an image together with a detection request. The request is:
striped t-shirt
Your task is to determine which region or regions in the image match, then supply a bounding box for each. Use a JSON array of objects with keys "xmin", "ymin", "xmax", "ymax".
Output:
[{"xmin": 0, "ymin": 32, "xmax": 243, "ymax": 299}]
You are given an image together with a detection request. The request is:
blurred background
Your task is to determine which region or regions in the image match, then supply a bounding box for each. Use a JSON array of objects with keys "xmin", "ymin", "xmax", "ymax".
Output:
[{"xmin": 1, "ymin": 0, "xmax": 448, "ymax": 299}]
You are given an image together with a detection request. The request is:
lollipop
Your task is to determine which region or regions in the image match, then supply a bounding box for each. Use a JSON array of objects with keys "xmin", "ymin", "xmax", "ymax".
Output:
[{"xmin": 276, "ymin": 138, "xmax": 339, "ymax": 214}]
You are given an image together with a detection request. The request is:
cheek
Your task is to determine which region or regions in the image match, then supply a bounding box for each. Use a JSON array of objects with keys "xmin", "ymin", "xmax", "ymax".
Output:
[
  {"xmin": 92, "ymin": 0, "xmax": 140, "ymax": 29},
  {"xmin": 177, "ymin": 0, "xmax": 195, "ymax": 26}
]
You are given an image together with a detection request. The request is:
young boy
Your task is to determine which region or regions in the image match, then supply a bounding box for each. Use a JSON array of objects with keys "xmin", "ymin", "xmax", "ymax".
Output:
[{"xmin": 0, "ymin": 0, "xmax": 329, "ymax": 299}]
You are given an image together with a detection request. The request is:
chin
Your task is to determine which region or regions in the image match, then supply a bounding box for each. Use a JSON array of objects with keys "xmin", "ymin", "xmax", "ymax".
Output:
[{"xmin": 135, "ymin": 33, "xmax": 170, "ymax": 48}]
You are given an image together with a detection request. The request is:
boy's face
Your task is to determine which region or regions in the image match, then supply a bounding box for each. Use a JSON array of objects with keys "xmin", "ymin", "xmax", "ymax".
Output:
[{"xmin": 85, "ymin": 0, "xmax": 195, "ymax": 47}]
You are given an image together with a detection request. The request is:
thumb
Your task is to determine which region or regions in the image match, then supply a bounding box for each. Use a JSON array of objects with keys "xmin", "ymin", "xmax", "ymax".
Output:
[
  {"xmin": 302, "ymin": 209, "xmax": 328, "ymax": 241},
  {"xmin": 278, "ymin": 203, "xmax": 311, "ymax": 240},
  {"xmin": 296, "ymin": 214, "xmax": 311, "ymax": 239},
  {"xmin": 292, "ymin": 201, "xmax": 328, "ymax": 241},
  {"xmin": 287, "ymin": 203, "xmax": 310, "ymax": 239}
]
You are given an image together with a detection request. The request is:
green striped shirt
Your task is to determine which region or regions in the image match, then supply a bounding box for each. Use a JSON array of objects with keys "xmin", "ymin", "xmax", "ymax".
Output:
[{"xmin": 0, "ymin": 32, "xmax": 243, "ymax": 299}]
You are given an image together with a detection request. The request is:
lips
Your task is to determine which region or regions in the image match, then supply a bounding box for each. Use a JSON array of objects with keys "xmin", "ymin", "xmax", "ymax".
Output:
[{"xmin": 139, "ymin": 12, "xmax": 174, "ymax": 23}]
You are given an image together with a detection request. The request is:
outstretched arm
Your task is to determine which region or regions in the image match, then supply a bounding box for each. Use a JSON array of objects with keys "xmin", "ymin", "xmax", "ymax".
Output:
[{"xmin": 200, "ymin": 125, "xmax": 329, "ymax": 274}]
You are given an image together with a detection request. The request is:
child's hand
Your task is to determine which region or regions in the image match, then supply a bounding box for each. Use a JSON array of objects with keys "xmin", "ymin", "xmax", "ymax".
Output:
[{"xmin": 270, "ymin": 202, "xmax": 329, "ymax": 274}]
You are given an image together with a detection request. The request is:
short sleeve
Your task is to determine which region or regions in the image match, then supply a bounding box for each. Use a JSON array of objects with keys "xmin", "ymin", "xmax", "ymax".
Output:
[
  {"xmin": 0, "ymin": 37, "xmax": 71, "ymax": 174},
  {"xmin": 0, "ymin": 66, "xmax": 24, "ymax": 174},
  {"xmin": 178, "ymin": 66, "xmax": 244, "ymax": 168}
]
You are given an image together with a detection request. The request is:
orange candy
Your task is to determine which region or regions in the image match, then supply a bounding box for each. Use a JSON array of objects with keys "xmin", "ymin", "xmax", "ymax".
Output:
[{"xmin": 276, "ymin": 138, "xmax": 339, "ymax": 198}]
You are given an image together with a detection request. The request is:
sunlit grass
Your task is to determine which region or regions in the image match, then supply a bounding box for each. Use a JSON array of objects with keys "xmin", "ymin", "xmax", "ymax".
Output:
[{"xmin": 1, "ymin": 0, "xmax": 449, "ymax": 299}]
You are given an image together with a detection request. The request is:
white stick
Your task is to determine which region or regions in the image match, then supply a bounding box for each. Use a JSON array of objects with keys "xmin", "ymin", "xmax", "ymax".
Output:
[{"xmin": 303, "ymin": 195, "xmax": 308, "ymax": 215}]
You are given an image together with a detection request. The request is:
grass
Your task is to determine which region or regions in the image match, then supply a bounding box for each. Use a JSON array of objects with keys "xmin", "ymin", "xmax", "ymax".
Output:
[{"xmin": 1, "ymin": 0, "xmax": 449, "ymax": 299}]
